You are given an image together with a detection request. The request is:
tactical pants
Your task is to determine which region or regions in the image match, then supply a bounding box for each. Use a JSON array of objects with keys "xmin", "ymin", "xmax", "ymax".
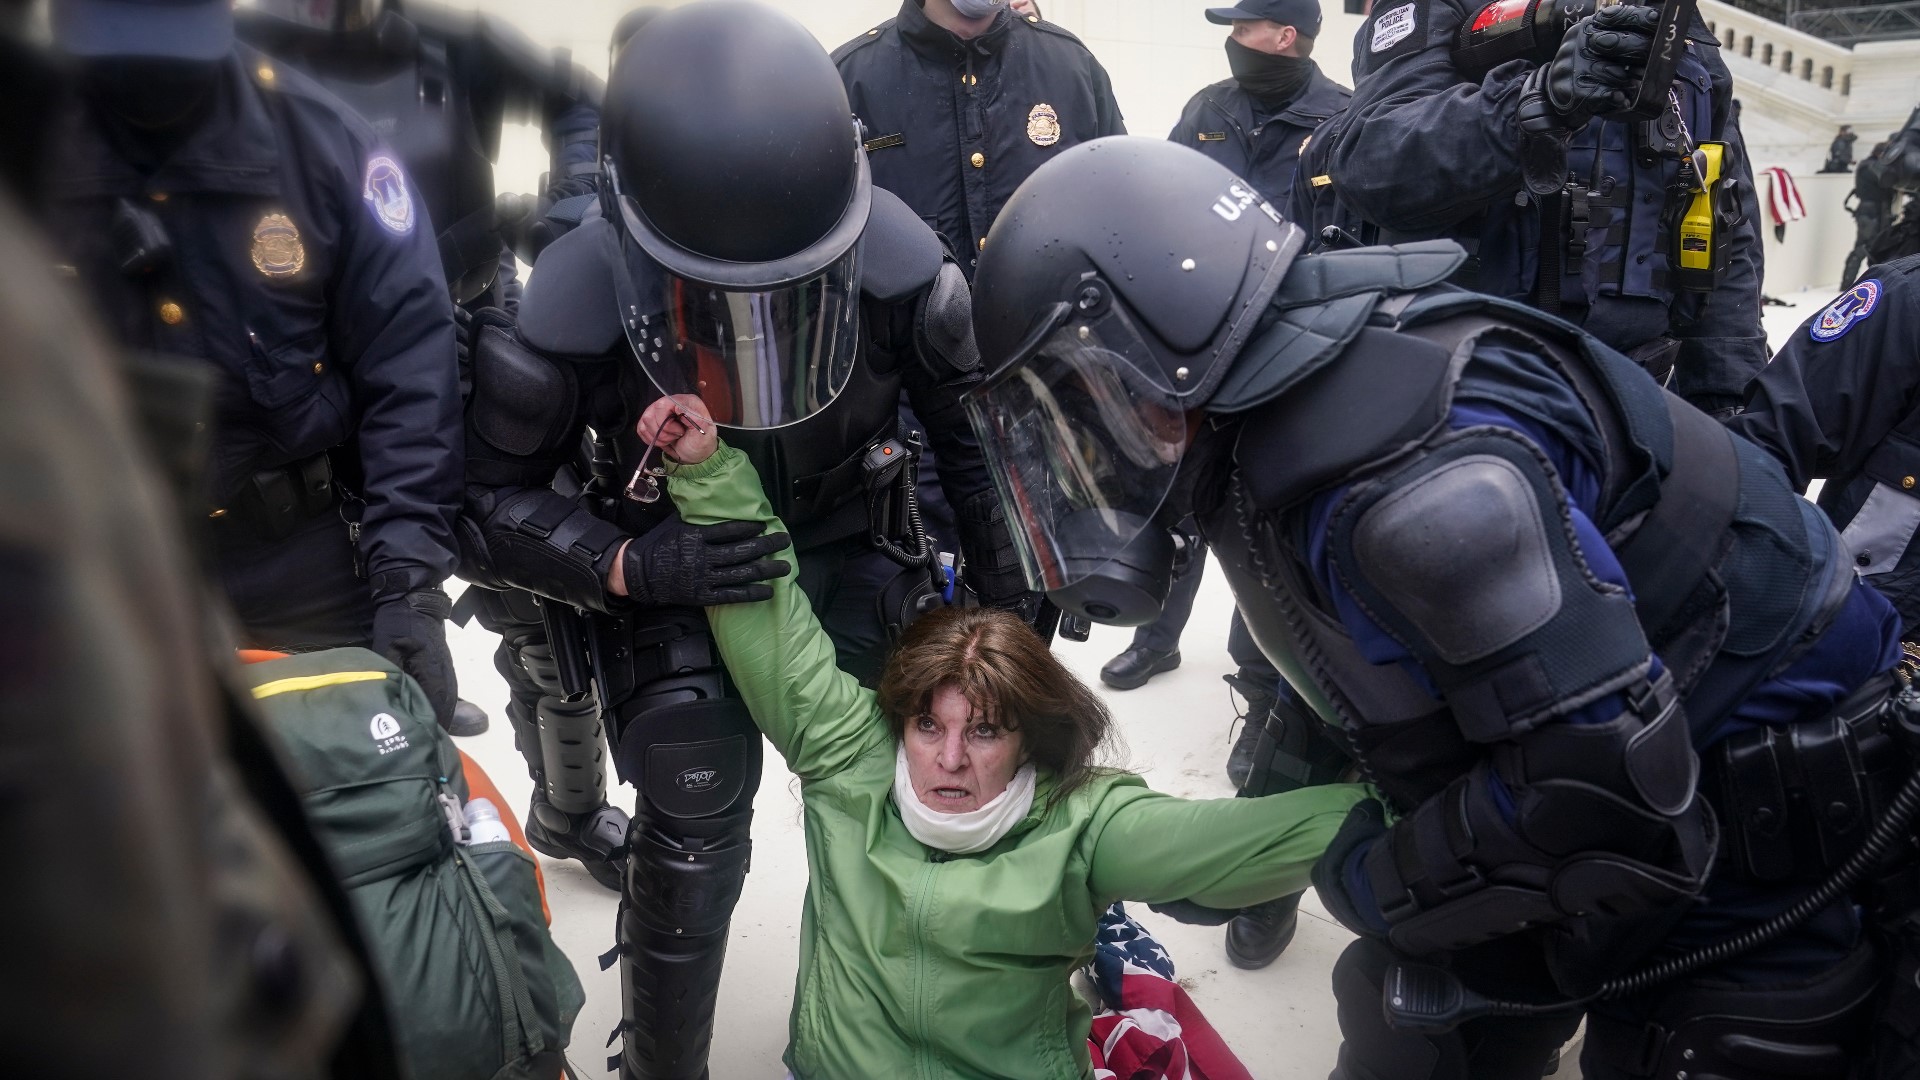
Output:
[{"xmin": 219, "ymin": 511, "xmax": 373, "ymax": 650}]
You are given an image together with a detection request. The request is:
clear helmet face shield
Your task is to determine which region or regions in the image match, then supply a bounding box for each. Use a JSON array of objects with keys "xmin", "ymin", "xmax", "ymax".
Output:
[
  {"xmin": 607, "ymin": 164, "xmax": 863, "ymax": 431},
  {"xmin": 964, "ymin": 303, "xmax": 1188, "ymax": 625}
]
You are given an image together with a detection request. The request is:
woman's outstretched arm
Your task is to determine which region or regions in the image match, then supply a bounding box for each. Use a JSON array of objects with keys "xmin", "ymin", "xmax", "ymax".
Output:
[
  {"xmin": 666, "ymin": 435, "xmax": 890, "ymax": 781},
  {"xmin": 1087, "ymin": 782, "xmax": 1374, "ymax": 911}
]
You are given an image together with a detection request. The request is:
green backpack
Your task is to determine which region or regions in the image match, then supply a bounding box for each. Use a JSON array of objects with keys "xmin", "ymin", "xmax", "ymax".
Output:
[{"xmin": 246, "ymin": 648, "xmax": 584, "ymax": 1080}]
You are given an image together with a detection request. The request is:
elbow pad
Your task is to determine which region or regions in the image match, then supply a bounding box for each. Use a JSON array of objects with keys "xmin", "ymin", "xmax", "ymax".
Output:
[
  {"xmin": 914, "ymin": 261, "xmax": 981, "ymax": 379},
  {"xmin": 1364, "ymin": 677, "xmax": 1714, "ymax": 956},
  {"xmin": 478, "ymin": 488, "xmax": 628, "ymax": 613}
]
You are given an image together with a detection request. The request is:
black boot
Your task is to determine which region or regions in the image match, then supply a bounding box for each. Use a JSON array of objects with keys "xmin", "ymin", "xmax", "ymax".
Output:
[
  {"xmin": 444, "ymin": 698, "xmax": 490, "ymax": 737},
  {"xmin": 1223, "ymin": 673, "xmax": 1278, "ymax": 790},
  {"xmin": 1100, "ymin": 646, "xmax": 1181, "ymax": 690},
  {"xmin": 524, "ymin": 788, "xmax": 628, "ymax": 892},
  {"xmin": 1225, "ymin": 892, "xmax": 1301, "ymax": 969}
]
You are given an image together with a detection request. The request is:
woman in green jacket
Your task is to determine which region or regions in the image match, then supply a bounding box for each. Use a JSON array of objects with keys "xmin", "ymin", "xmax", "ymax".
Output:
[{"xmin": 641, "ymin": 396, "xmax": 1370, "ymax": 1079}]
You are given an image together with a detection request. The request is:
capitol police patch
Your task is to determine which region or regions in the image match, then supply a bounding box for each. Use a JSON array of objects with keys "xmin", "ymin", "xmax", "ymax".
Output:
[
  {"xmin": 362, "ymin": 155, "xmax": 415, "ymax": 236},
  {"xmin": 1810, "ymin": 278, "xmax": 1881, "ymax": 342}
]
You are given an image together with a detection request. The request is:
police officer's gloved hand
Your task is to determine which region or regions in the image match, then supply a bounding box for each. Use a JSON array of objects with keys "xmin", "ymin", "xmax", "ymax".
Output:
[
  {"xmin": 372, "ymin": 589, "xmax": 459, "ymax": 728},
  {"xmin": 1530, "ymin": 5, "xmax": 1661, "ymax": 130},
  {"xmin": 621, "ymin": 518, "xmax": 792, "ymax": 608},
  {"xmin": 1310, "ymin": 798, "xmax": 1393, "ymax": 939}
]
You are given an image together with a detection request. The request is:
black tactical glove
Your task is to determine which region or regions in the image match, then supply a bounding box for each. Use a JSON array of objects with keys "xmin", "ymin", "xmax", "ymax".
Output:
[
  {"xmin": 1538, "ymin": 5, "xmax": 1661, "ymax": 128},
  {"xmin": 621, "ymin": 517, "xmax": 791, "ymax": 608},
  {"xmin": 371, "ymin": 589, "xmax": 458, "ymax": 728},
  {"xmin": 1310, "ymin": 798, "xmax": 1392, "ymax": 939}
]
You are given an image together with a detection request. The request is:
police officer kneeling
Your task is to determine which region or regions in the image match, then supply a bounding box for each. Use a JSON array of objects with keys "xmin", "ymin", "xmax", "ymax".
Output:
[
  {"xmin": 47, "ymin": 0, "xmax": 465, "ymax": 726},
  {"xmin": 966, "ymin": 137, "xmax": 1919, "ymax": 1080}
]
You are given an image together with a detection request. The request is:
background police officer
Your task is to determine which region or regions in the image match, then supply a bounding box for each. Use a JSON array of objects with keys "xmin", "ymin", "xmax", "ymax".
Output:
[
  {"xmin": 834, "ymin": 0, "xmax": 1125, "ymax": 580},
  {"xmin": 1843, "ymin": 141, "xmax": 1897, "ymax": 285},
  {"xmin": 46, "ymin": 0, "xmax": 466, "ymax": 726},
  {"xmin": 833, "ymin": 0, "xmax": 1126, "ymax": 280},
  {"xmin": 1331, "ymin": 0, "xmax": 1768, "ymax": 415},
  {"xmin": 969, "ymin": 135, "xmax": 1905, "ymax": 1080},
  {"xmin": 1734, "ymin": 258, "xmax": 1920, "ymax": 639}
]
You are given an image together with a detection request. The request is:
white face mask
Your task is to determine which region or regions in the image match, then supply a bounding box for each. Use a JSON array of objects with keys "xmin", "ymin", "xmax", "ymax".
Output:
[
  {"xmin": 949, "ymin": 0, "xmax": 1007, "ymax": 20},
  {"xmin": 892, "ymin": 742, "xmax": 1037, "ymax": 855}
]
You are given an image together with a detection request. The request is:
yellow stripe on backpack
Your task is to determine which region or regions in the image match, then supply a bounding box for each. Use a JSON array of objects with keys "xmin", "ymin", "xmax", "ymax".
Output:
[{"xmin": 251, "ymin": 670, "xmax": 390, "ymax": 700}]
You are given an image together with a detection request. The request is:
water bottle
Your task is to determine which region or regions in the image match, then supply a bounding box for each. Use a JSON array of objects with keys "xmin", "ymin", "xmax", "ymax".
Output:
[{"xmin": 464, "ymin": 797, "xmax": 513, "ymax": 845}]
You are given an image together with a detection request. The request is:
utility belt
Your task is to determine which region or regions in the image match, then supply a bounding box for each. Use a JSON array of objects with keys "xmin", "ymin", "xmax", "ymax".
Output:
[
  {"xmin": 1705, "ymin": 672, "xmax": 1915, "ymax": 886},
  {"xmin": 208, "ymin": 451, "xmax": 349, "ymax": 545}
]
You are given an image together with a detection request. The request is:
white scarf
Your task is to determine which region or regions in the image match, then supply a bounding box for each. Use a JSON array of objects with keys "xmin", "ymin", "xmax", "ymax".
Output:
[{"xmin": 892, "ymin": 742, "xmax": 1037, "ymax": 855}]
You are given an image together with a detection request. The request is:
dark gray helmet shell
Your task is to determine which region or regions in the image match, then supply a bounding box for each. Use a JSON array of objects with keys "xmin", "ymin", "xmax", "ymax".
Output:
[
  {"xmin": 973, "ymin": 137, "xmax": 1304, "ymax": 406},
  {"xmin": 602, "ymin": 0, "xmax": 871, "ymax": 289}
]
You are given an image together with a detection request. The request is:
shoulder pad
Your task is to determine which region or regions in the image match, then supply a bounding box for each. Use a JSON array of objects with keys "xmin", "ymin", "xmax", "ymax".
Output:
[
  {"xmin": 1273, "ymin": 241, "xmax": 1468, "ymax": 310},
  {"xmin": 832, "ymin": 20, "xmax": 897, "ymax": 64},
  {"xmin": 862, "ymin": 187, "xmax": 944, "ymax": 304},
  {"xmin": 519, "ymin": 217, "xmax": 628, "ymax": 358}
]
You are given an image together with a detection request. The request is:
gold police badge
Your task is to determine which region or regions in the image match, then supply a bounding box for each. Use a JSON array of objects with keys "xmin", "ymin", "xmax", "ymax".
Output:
[
  {"xmin": 1027, "ymin": 103, "xmax": 1062, "ymax": 148},
  {"xmin": 250, "ymin": 213, "xmax": 305, "ymax": 279}
]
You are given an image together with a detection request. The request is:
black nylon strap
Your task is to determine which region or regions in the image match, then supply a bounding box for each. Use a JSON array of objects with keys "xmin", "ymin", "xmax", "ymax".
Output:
[{"xmin": 1613, "ymin": 395, "xmax": 1740, "ymax": 641}]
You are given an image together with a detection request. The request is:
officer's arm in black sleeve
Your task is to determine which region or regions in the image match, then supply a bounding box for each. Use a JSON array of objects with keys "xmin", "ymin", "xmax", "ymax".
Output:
[
  {"xmin": 1325, "ymin": 431, "xmax": 1711, "ymax": 955},
  {"xmin": 1331, "ymin": 0, "xmax": 1534, "ymax": 233},
  {"xmin": 1090, "ymin": 55, "xmax": 1128, "ymax": 137},
  {"xmin": 331, "ymin": 154, "xmax": 464, "ymax": 601},
  {"xmin": 1730, "ymin": 268, "xmax": 1920, "ymax": 491},
  {"xmin": 457, "ymin": 313, "xmax": 630, "ymax": 614},
  {"xmin": 469, "ymin": 14, "xmax": 603, "ymax": 197},
  {"xmin": 1670, "ymin": 64, "xmax": 1767, "ymax": 412}
]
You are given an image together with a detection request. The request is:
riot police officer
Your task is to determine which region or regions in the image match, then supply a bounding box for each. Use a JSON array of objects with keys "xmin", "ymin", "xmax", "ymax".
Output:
[
  {"xmin": 235, "ymin": 0, "xmax": 602, "ymax": 312},
  {"xmin": 458, "ymin": 5, "xmax": 1027, "ymax": 1076},
  {"xmin": 1330, "ymin": 0, "xmax": 1767, "ymax": 415},
  {"xmin": 1734, "ymin": 258, "xmax": 1920, "ymax": 639},
  {"xmin": 833, "ymin": 0, "xmax": 1126, "ymax": 280},
  {"xmin": 968, "ymin": 136, "xmax": 1907, "ymax": 1080},
  {"xmin": 46, "ymin": 0, "xmax": 465, "ymax": 726},
  {"xmin": 1843, "ymin": 143, "xmax": 1896, "ymax": 286}
]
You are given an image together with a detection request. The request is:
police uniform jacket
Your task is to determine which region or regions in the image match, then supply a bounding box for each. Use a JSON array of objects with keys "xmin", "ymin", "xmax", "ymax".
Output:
[
  {"xmin": 1330, "ymin": 0, "xmax": 1766, "ymax": 410},
  {"xmin": 834, "ymin": 1, "xmax": 1126, "ymax": 277},
  {"xmin": 49, "ymin": 49, "xmax": 463, "ymax": 602},
  {"xmin": 1168, "ymin": 65, "xmax": 1350, "ymax": 204},
  {"xmin": 1732, "ymin": 257, "xmax": 1920, "ymax": 636}
]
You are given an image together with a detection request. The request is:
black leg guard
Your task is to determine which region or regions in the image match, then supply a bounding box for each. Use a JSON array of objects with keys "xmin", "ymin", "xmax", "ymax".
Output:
[
  {"xmin": 610, "ymin": 685, "xmax": 764, "ymax": 1080},
  {"xmin": 1583, "ymin": 941, "xmax": 1880, "ymax": 1080},
  {"xmin": 514, "ymin": 637, "xmax": 628, "ymax": 891},
  {"xmin": 1330, "ymin": 937, "xmax": 1580, "ymax": 1080}
]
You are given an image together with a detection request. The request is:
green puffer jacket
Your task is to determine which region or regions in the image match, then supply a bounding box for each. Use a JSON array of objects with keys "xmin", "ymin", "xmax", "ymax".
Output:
[{"xmin": 668, "ymin": 445, "xmax": 1370, "ymax": 1080}]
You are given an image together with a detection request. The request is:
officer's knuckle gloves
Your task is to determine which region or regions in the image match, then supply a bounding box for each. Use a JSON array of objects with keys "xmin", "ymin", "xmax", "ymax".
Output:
[
  {"xmin": 373, "ymin": 588, "xmax": 457, "ymax": 725},
  {"xmin": 622, "ymin": 517, "xmax": 790, "ymax": 608},
  {"xmin": 1541, "ymin": 7, "xmax": 1658, "ymax": 124}
]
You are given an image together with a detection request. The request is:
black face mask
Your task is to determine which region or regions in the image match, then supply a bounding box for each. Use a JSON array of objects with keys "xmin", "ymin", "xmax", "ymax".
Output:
[
  {"xmin": 1226, "ymin": 38, "xmax": 1312, "ymax": 109},
  {"xmin": 81, "ymin": 58, "xmax": 222, "ymax": 162}
]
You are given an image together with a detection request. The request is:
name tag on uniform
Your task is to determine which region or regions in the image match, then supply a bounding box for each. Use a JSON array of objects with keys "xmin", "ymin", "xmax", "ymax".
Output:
[
  {"xmin": 864, "ymin": 133, "xmax": 906, "ymax": 152},
  {"xmin": 1197, "ymin": 132, "xmax": 1228, "ymax": 142}
]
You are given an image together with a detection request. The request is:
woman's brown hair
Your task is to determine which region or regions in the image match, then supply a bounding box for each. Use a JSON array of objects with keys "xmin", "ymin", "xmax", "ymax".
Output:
[{"xmin": 876, "ymin": 606, "xmax": 1113, "ymax": 804}]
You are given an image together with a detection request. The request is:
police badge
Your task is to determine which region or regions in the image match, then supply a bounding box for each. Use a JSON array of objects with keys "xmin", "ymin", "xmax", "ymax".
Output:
[
  {"xmin": 1027, "ymin": 104, "xmax": 1062, "ymax": 148},
  {"xmin": 250, "ymin": 213, "xmax": 306, "ymax": 279}
]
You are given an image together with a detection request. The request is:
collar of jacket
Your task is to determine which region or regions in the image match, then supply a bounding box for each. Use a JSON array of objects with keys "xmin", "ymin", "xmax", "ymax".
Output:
[
  {"xmin": 61, "ymin": 50, "xmax": 282, "ymax": 201},
  {"xmin": 1209, "ymin": 64, "xmax": 1346, "ymax": 134},
  {"xmin": 898, "ymin": 0, "xmax": 1015, "ymax": 64}
]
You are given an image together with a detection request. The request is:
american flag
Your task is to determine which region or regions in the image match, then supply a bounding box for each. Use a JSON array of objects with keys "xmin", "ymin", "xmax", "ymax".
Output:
[{"xmin": 1085, "ymin": 904, "xmax": 1256, "ymax": 1080}]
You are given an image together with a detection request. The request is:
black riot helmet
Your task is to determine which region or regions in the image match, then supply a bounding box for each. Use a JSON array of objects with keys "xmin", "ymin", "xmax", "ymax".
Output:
[
  {"xmin": 965, "ymin": 137, "xmax": 1304, "ymax": 625},
  {"xmin": 601, "ymin": 0, "xmax": 870, "ymax": 430}
]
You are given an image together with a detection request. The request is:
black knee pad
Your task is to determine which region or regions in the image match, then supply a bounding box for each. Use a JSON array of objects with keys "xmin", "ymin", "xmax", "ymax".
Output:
[
  {"xmin": 1584, "ymin": 942, "xmax": 1879, "ymax": 1080},
  {"xmin": 616, "ymin": 697, "xmax": 763, "ymax": 823}
]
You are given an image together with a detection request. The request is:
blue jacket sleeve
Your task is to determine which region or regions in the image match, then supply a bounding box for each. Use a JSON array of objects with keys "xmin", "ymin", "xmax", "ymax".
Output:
[{"xmin": 329, "ymin": 143, "xmax": 464, "ymax": 597}]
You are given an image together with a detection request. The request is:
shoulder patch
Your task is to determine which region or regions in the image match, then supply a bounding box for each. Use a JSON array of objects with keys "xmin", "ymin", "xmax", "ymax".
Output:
[
  {"xmin": 1810, "ymin": 278, "xmax": 1881, "ymax": 342},
  {"xmin": 362, "ymin": 155, "xmax": 415, "ymax": 237},
  {"xmin": 1370, "ymin": 1, "xmax": 1421, "ymax": 53}
]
